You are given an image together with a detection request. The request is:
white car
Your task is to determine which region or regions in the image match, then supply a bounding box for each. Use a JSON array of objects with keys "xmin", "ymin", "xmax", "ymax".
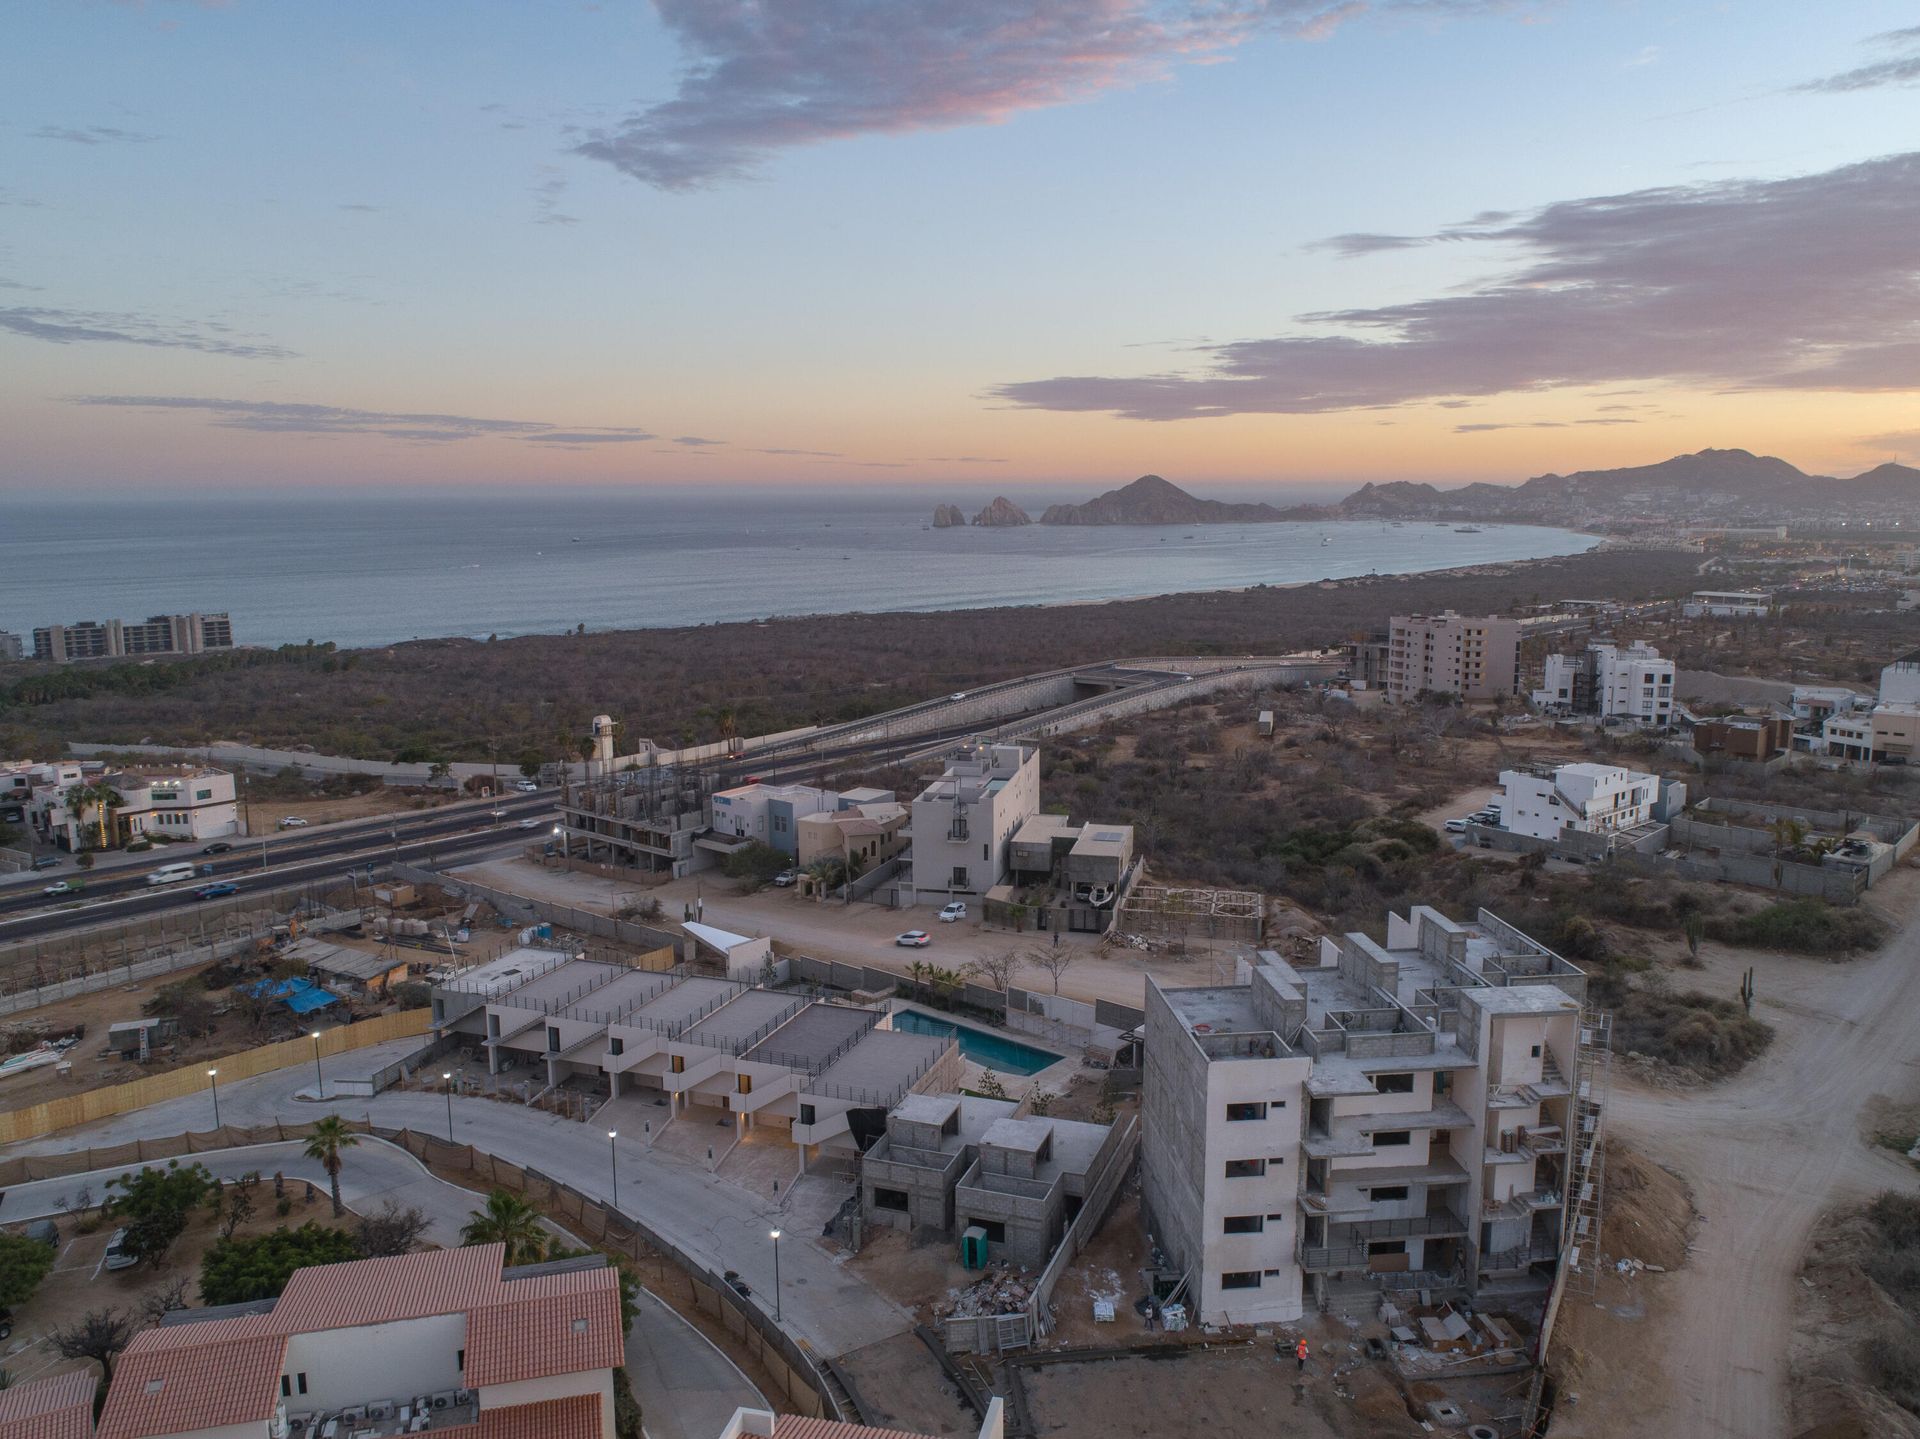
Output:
[
  {"xmin": 277, "ymin": 816, "xmax": 310, "ymax": 830},
  {"xmin": 895, "ymin": 930, "xmax": 932, "ymax": 948},
  {"xmin": 516, "ymin": 818, "xmax": 541, "ymax": 830},
  {"xmin": 1444, "ymin": 819, "xmax": 1469, "ymax": 834},
  {"xmin": 771, "ymin": 870, "xmax": 798, "ymax": 888},
  {"xmin": 43, "ymin": 880, "xmax": 78, "ymax": 896},
  {"xmin": 512, "ymin": 779, "xmax": 540, "ymax": 792},
  {"xmin": 937, "ymin": 901, "xmax": 967, "ymax": 923}
]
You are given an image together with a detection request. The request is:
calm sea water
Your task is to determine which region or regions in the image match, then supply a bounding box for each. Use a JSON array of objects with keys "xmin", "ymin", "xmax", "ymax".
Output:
[{"xmin": 0, "ymin": 491, "xmax": 1598, "ymax": 649}]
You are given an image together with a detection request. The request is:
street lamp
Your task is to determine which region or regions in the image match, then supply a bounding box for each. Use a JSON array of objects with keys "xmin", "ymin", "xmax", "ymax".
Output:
[
  {"xmin": 608, "ymin": 1130, "xmax": 619, "ymax": 1206},
  {"xmin": 443, "ymin": 1072, "xmax": 455, "ymax": 1142},
  {"xmin": 311, "ymin": 1031, "xmax": 325, "ymax": 1098},
  {"xmin": 552, "ymin": 824, "xmax": 568, "ymax": 863},
  {"xmin": 206, "ymin": 1068, "xmax": 220, "ymax": 1128},
  {"xmin": 769, "ymin": 1229, "xmax": 783, "ymax": 1323}
]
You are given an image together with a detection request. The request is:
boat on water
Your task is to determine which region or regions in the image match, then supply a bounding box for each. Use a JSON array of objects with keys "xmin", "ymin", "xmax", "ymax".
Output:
[{"xmin": 1454, "ymin": 525, "xmax": 1483, "ymax": 533}]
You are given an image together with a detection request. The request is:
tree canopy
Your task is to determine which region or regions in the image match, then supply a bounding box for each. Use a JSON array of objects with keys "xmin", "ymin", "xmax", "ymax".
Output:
[
  {"xmin": 199, "ymin": 1223, "xmax": 362, "ymax": 1306},
  {"xmin": 103, "ymin": 1162, "xmax": 215, "ymax": 1266}
]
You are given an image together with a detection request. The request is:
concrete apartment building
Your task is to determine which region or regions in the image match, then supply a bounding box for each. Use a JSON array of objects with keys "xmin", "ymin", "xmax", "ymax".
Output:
[
  {"xmin": 1816, "ymin": 653, "xmax": 1920, "ymax": 764},
  {"xmin": 1532, "ymin": 640, "xmax": 1674, "ymax": 723},
  {"xmin": 0, "ymin": 630, "xmax": 22, "ymax": 662},
  {"xmin": 32, "ymin": 612, "xmax": 235, "ymax": 663},
  {"xmin": 92, "ymin": 1245, "xmax": 622, "ymax": 1439},
  {"xmin": 433, "ymin": 953, "xmax": 960, "ymax": 1166},
  {"xmin": 33, "ymin": 764, "xmax": 240, "ymax": 849},
  {"xmin": 1692, "ymin": 715, "xmax": 1793, "ymax": 761},
  {"xmin": 909, "ymin": 742, "xmax": 1041, "ymax": 899},
  {"xmin": 1791, "ymin": 685, "xmax": 1865, "ymax": 722},
  {"xmin": 859, "ymin": 1093, "xmax": 1121, "ymax": 1265},
  {"xmin": 1143, "ymin": 907, "xmax": 1593, "ymax": 1325},
  {"xmin": 795, "ymin": 802, "xmax": 909, "ymax": 872},
  {"xmin": 1496, "ymin": 762, "xmax": 1660, "ymax": 843},
  {"xmin": 1383, "ymin": 613, "xmax": 1521, "ymax": 703}
]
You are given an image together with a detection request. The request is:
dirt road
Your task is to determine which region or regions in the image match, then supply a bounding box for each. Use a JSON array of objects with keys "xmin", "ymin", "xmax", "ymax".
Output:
[
  {"xmin": 1564, "ymin": 875, "xmax": 1920, "ymax": 1438},
  {"xmin": 454, "ymin": 857, "xmax": 1242, "ymax": 1009}
]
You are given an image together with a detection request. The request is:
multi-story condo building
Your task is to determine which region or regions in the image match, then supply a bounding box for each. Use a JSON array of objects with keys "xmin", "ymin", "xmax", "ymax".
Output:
[
  {"xmin": 1143, "ymin": 907, "xmax": 1594, "ymax": 1325},
  {"xmin": 1384, "ymin": 613, "xmax": 1521, "ymax": 703},
  {"xmin": 32, "ymin": 612, "xmax": 234, "ymax": 663},
  {"xmin": 1791, "ymin": 685, "xmax": 1866, "ymax": 722},
  {"xmin": 1496, "ymin": 762, "xmax": 1659, "ymax": 843},
  {"xmin": 1532, "ymin": 640, "xmax": 1675, "ymax": 722},
  {"xmin": 0, "ymin": 630, "xmax": 22, "ymax": 662},
  {"xmin": 908, "ymin": 742, "xmax": 1040, "ymax": 899},
  {"xmin": 93, "ymin": 1245, "xmax": 623, "ymax": 1439}
]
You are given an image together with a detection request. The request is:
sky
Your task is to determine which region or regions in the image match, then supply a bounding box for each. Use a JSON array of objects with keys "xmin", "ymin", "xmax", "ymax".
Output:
[{"xmin": 2, "ymin": 0, "xmax": 1918, "ymax": 497}]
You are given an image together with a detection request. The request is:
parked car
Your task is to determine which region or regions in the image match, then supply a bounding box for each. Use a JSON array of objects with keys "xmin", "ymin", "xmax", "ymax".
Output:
[
  {"xmin": 895, "ymin": 930, "xmax": 932, "ymax": 948},
  {"xmin": 937, "ymin": 901, "xmax": 967, "ymax": 923},
  {"xmin": 194, "ymin": 882, "xmax": 240, "ymax": 900},
  {"xmin": 103, "ymin": 1228, "xmax": 137, "ymax": 1270},
  {"xmin": 277, "ymin": 816, "xmax": 310, "ymax": 829},
  {"xmin": 30, "ymin": 854, "xmax": 61, "ymax": 871},
  {"xmin": 200, "ymin": 841, "xmax": 234, "ymax": 854},
  {"xmin": 43, "ymin": 880, "xmax": 79, "ymax": 897},
  {"xmin": 512, "ymin": 779, "xmax": 540, "ymax": 793},
  {"xmin": 1444, "ymin": 819, "xmax": 1469, "ymax": 834},
  {"xmin": 771, "ymin": 870, "xmax": 798, "ymax": 887}
]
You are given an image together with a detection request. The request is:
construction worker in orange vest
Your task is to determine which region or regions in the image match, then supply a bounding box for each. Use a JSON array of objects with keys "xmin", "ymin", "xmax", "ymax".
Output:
[{"xmin": 1296, "ymin": 1337, "xmax": 1309, "ymax": 1371}]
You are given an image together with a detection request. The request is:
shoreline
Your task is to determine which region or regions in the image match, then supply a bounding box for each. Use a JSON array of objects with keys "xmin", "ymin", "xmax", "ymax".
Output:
[{"xmin": 362, "ymin": 523, "xmax": 1603, "ymax": 651}]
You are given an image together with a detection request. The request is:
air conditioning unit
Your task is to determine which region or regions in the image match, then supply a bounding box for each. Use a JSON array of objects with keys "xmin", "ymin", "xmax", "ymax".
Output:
[
  {"xmin": 367, "ymin": 1402, "xmax": 395, "ymax": 1422},
  {"xmin": 430, "ymin": 1392, "xmax": 457, "ymax": 1411},
  {"xmin": 339, "ymin": 1409, "xmax": 366, "ymax": 1424}
]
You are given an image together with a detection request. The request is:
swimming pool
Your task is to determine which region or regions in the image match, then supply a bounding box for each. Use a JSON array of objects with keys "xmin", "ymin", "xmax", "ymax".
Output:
[{"xmin": 891, "ymin": 1009, "xmax": 1062, "ymax": 1076}]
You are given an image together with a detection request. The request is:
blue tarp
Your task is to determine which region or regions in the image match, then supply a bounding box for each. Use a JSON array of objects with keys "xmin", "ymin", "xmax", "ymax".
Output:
[{"xmin": 247, "ymin": 976, "xmax": 340, "ymax": 1014}]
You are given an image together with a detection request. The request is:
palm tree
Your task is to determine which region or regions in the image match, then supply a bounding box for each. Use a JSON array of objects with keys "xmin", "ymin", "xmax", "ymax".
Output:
[
  {"xmin": 459, "ymin": 1189, "xmax": 547, "ymax": 1266},
  {"xmin": 62, "ymin": 781, "xmax": 123, "ymax": 850},
  {"xmin": 303, "ymin": 1116, "xmax": 359, "ymax": 1218}
]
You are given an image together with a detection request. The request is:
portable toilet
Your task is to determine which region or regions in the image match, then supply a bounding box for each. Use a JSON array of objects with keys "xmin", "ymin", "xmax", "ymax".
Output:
[{"xmin": 960, "ymin": 1225, "xmax": 989, "ymax": 1270}]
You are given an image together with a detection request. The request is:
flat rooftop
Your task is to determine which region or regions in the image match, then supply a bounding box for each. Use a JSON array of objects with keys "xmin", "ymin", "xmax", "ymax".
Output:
[
  {"xmin": 1163, "ymin": 985, "xmax": 1265, "ymax": 1036},
  {"xmin": 684, "ymin": 989, "xmax": 806, "ymax": 1050},
  {"xmin": 437, "ymin": 946, "xmax": 577, "ymax": 999},
  {"xmin": 810, "ymin": 1026, "xmax": 951, "ymax": 1100},
  {"xmin": 748, "ymin": 1002, "xmax": 877, "ymax": 1069},
  {"xmin": 559, "ymin": 968, "xmax": 679, "ymax": 1022},
  {"xmin": 1070, "ymin": 825, "xmax": 1133, "ymax": 860},
  {"xmin": 486, "ymin": 957, "xmax": 627, "ymax": 1011},
  {"xmin": 621, "ymin": 976, "xmax": 742, "ymax": 1034}
]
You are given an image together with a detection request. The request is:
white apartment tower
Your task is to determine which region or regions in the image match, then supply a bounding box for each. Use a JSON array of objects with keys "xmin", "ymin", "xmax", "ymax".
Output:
[
  {"xmin": 908, "ymin": 741, "xmax": 1040, "ymax": 899},
  {"xmin": 1143, "ymin": 907, "xmax": 1595, "ymax": 1324},
  {"xmin": 1532, "ymin": 640, "xmax": 1674, "ymax": 722}
]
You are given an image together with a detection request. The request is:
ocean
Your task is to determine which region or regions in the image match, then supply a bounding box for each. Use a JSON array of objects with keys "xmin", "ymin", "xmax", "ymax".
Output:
[{"xmin": 0, "ymin": 491, "xmax": 1600, "ymax": 650}]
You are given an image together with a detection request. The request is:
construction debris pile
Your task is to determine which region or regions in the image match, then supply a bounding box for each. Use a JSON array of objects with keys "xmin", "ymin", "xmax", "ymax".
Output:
[
  {"xmin": 1380, "ymin": 1297, "xmax": 1528, "ymax": 1374},
  {"xmin": 937, "ymin": 1267, "xmax": 1034, "ymax": 1320}
]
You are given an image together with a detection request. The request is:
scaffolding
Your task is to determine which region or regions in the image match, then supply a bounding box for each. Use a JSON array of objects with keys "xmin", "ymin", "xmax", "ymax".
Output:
[{"xmin": 1115, "ymin": 884, "xmax": 1264, "ymax": 944}]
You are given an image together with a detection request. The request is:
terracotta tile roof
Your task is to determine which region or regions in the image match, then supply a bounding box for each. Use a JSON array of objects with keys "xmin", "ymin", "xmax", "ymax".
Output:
[
  {"xmin": 95, "ymin": 1246, "xmax": 625, "ymax": 1439},
  {"xmin": 96, "ymin": 1332, "xmax": 289, "ymax": 1439},
  {"xmin": 438, "ymin": 1394, "xmax": 606, "ymax": 1439},
  {"xmin": 0, "ymin": 1368, "xmax": 97, "ymax": 1439},
  {"xmin": 773, "ymin": 1417, "xmax": 937, "ymax": 1439},
  {"xmin": 271, "ymin": 1243, "xmax": 509, "ymax": 1332},
  {"xmin": 465, "ymin": 1268, "xmax": 624, "ymax": 1387}
]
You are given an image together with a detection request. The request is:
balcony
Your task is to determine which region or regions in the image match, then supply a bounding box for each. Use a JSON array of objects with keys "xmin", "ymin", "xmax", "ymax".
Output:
[
  {"xmin": 1482, "ymin": 1188, "xmax": 1564, "ymax": 1220},
  {"xmin": 1298, "ymin": 1210, "xmax": 1469, "ymax": 1271},
  {"xmin": 1484, "ymin": 1124, "xmax": 1565, "ymax": 1165}
]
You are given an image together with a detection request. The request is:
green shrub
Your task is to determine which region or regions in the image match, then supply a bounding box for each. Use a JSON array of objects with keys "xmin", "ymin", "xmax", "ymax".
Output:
[
  {"xmin": 199, "ymin": 1223, "xmax": 362, "ymax": 1305},
  {"xmin": 1595, "ymin": 980, "xmax": 1773, "ymax": 1078},
  {"xmin": 1707, "ymin": 900, "xmax": 1886, "ymax": 956}
]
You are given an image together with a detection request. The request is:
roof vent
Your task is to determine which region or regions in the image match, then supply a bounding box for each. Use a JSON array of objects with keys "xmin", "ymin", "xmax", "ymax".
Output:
[
  {"xmin": 146, "ymin": 1379, "xmax": 166, "ymax": 1394},
  {"xmin": 572, "ymin": 1317, "xmax": 589, "ymax": 1333}
]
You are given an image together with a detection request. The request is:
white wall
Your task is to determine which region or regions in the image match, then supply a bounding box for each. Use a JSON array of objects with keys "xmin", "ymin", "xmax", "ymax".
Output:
[
  {"xmin": 1195, "ymin": 1054, "xmax": 1310, "ymax": 1325},
  {"xmin": 282, "ymin": 1314, "xmax": 466, "ymax": 1415}
]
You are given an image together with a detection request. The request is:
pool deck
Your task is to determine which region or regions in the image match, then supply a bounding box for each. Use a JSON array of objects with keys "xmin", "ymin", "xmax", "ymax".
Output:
[{"xmin": 887, "ymin": 1001, "xmax": 1079, "ymax": 1088}]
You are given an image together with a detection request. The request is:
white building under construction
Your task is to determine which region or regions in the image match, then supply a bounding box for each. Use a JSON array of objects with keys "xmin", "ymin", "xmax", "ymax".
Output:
[{"xmin": 1142, "ymin": 907, "xmax": 1605, "ymax": 1326}]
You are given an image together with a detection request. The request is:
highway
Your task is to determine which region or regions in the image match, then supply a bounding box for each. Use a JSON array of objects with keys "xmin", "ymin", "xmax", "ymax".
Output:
[{"xmin": 0, "ymin": 795, "xmax": 555, "ymax": 939}]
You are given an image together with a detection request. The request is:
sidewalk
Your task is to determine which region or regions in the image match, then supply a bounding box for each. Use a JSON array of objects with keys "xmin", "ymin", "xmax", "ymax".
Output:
[
  {"xmin": 2, "ymin": 1062, "xmax": 914, "ymax": 1359},
  {"xmin": 0, "ymin": 1135, "xmax": 764, "ymax": 1438}
]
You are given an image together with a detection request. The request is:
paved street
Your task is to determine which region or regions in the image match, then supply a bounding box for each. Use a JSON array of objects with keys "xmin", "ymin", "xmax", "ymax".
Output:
[
  {"xmin": 0, "ymin": 1135, "xmax": 764, "ymax": 1439},
  {"xmin": 2, "ymin": 1062, "xmax": 914, "ymax": 1359}
]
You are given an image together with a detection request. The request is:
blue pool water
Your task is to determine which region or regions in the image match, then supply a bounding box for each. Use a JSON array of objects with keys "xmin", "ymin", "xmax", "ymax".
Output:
[{"xmin": 891, "ymin": 1009, "xmax": 1060, "ymax": 1076}]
